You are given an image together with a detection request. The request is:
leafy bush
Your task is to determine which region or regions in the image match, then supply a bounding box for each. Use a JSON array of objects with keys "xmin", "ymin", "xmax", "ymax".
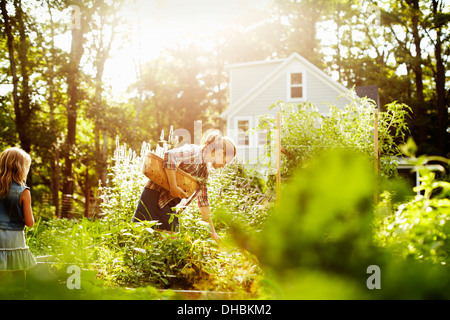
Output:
[
  {"xmin": 25, "ymin": 134, "xmax": 270, "ymax": 297},
  {"xmin": 246, "ymin": 148, "xmax": 450, "ymax": 299},
  {"xmin": 249, "ymin": 149, "xmax": 377, "ymax": 298},
  {"xmin": 375, "ymin": 139, "xmax": 450, "ymax": 265},
  {"xmin": 258, "ymin": 90, "xmax": 411, "ymax": 181},
  {"xmin": 25, "ymin": 145, "xmax": 450, "ymax": 299},
  {"xmin": 27, "ymin": 218, "xmax": 100, "ymax": 265}
]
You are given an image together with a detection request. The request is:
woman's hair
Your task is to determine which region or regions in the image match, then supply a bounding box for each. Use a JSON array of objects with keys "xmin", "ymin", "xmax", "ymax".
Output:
[
  {"xmin": 202, "ymin": 132, "xmax": 236, "ymax": 163},
  {"xmin": 0, "ymin": 147, "xmax": 31, "ymax": 198}
]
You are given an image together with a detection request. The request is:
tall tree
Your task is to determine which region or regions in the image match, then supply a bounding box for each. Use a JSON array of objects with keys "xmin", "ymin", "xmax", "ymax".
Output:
[
  {"xmin": 62, "ymin": 0, "xmax": 99, "ymax": 218},
  {"xmin": 0, "ymin": 0, "xmax": 20, "ymax": 144},
  {"xmin": 89, "ymin": 0, "xmax": 121, "ymax": 188},
  {"xmin": 77, "ymin": 0, "xmax": 123, "ymax": 217},
  {"xmin": 47, "ymin": 0, "xmax": 60, "ymax": 217},
  {"xmin": 0, "ymin": 0, "xmax": 34, "ymax": 154},
  {"xmin": 382, "ymin": 0, "xmax": 449, "ymax": 155},
  {"xmin": 275, "ymin": 0, "xmax": 327, "ymax": 65},
  {"xmin": 135, "ymin": 46, "xmax": 210, "ymax": 144},
  {"xmin": 429, "ymin": 0, "xmax": 449, "ymax": 156},
  {"xmin": 384, "ymin": 0, "xmax": 428, "ymax": 146},
  {"xmin": 42, "ymin": 0, "xmax": 67, "ymax": 218}
]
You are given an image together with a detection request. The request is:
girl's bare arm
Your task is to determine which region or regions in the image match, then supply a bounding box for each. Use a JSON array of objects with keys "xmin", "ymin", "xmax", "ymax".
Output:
[{"xmin": 20, "ymin": 189, "xmax": 34, "ymax": 227}]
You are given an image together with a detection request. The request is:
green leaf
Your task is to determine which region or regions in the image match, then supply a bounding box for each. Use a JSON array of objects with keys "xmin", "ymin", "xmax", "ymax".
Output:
[
  {"xmin": 133, "ymin": 247, "xmax": 146, "ymax": 254},
  {"xmin": 400, "ymin": 137, "xmax": 417, "ymax": 157}
]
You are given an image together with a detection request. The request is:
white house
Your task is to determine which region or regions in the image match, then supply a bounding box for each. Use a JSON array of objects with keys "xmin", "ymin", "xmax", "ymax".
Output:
[{"xmin": 219, "ymin": 52, "xmax": 353, "ymax": 165}]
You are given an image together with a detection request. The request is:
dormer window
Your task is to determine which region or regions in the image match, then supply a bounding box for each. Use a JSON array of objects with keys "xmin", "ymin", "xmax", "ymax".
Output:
[
  {"xmin": 288, "ymin": 70, "xmax": 305, "ymax": 100},
  {"xmin": 291, "ymin": 73, "xmax": 303, "ymax": 98}
]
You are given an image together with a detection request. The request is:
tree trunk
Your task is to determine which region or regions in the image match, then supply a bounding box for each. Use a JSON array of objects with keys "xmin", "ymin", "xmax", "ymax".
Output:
[
  {"xmin": 84, "ymin": 166, "xmax": 90, "ymax": 218},
  {"xmin": 411, "ymin": 0, "xmax": 424, "ymax": 104},
  {"xmin": 1, "ymin": 0, "xmax": 31, "ymax": 152},
  {"xmin": 46, "ymin": 0, "xmax": 60, "ymax": 218},
  {"xmin": 0, "ymin": 0, "xmax": 20, "ymax": 137},
  {"xmin": 1, "ymin": 0, "xmax": 34, "ymax": 188},
  {"xmin": 93, "ymin": 3, "xmax": 119, "ymax": 190},
  {"xmin": 432, "ymin": 0, "xmax": 448, "ymax": 156},
  {"xmin": 94, "ymin": 53, "xmax": 108, "ymax": 188},
  {"xmin": 62, "ymin": 22, "xmax": 84, "ymax": 218},
  {"xmin": 14, "ymin": 0, "xmax": 32, "ymax": 153},
  {"xmin": 411, "ymin": 0, "xmax": 427, "ymax": 148}
]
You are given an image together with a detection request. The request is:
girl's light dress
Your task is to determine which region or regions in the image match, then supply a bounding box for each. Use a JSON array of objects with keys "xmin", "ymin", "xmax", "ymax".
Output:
[
  {"xmin": 0, "ymin": 229, "xmax": 36, "ymax": 271},
  {"xmin": 0, "ymin": 182, "xmax": 36, "ymax": 271}
]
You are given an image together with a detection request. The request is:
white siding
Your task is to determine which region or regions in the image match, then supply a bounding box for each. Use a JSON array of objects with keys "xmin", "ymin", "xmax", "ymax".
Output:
[
  {"xmin": 231, "ymin": 64, "xmax": 350, "ymax": 120},
  {"xmin": 229, "ymin": 61, "xmax": 281, "ymax": 104},
  {"xmin": 227, "ymin": 56, "xmax": 352, "ymax": 166},
  {"xmin": 303, "ymin": 68, "xmax": 349, "ymax": 114},
  {"xmin": 233, "ymin": 72, "xmax": 286, "ymax": 118}
]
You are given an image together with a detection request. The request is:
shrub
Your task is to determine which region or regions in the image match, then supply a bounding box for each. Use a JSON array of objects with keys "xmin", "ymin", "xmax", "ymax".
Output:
[
  {"xmin": 375, "ymin": 138, "xmax": 450, "ymax": 265},
  {"xmin": 247, "ymin": 148, "xmax": 450, "ymax": 299},
  {"xmin": 257, "ymin": 90, "xmax": 411, "ymax": 181},
  {"xmin": 26, "ymin": 133, "xmax": 270, "ymax": 296}
]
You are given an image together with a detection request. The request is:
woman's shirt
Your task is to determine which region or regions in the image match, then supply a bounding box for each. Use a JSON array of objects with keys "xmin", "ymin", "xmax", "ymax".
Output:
[
  {"xmin": 0, "ymin": 182, "xmax": 29, "ymax": 231},
  {"xmin": 145, "ymin": 144, "xmax": 209, "ymax": 208}
]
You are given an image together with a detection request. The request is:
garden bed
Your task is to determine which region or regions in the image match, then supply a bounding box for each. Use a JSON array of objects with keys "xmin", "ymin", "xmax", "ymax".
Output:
[
  {"xmin": 25, "ymin": 140, "xmax": 269, "ymax": 299},
  {"xmin": 25, "ymin": 257, "xmax": 257, "ymax": 300}
]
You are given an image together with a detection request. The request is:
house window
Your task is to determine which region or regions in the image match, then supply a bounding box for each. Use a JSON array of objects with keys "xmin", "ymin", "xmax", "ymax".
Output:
[
  {"xmin": 258, "ymin": 130, "xmax": 268, "ymax": 145},
  {"xmin": 237, "ymin": 120, "xmax": 250, "ymax": 146},
  {"xmin": 256, "ymin": 116, "xmax": 271, "ymax": 146},
  {"xmin": 290, "ymin": 72, "xmax": 303, "ymax": 99}
]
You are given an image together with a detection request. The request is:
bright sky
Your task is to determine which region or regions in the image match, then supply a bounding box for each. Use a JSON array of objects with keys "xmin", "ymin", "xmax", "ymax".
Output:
[{"xmin": 102, "ymin": 0, "xmax": 271, "ymax": 99}]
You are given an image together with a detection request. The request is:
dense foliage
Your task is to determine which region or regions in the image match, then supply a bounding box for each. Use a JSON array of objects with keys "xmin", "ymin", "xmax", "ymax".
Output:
[
  {"xmin": 0, "ymin": 0, "xmax": 449, "ymax": 301},
  {"xmin": 0, "ymin": 0, "xmax": 448, "ymax": 220},
  {"xmin": 249, "ymin": 148, "xmax": 450, "ymax": 299},
  {"xmin": 10, "ymin": 96, "xmax": 448, "ymax": 300},
  {"xmin": 258, "ymin": 92, "xmax": 411, "ymax": 181},
  {"xmin": 17, "ymin": 142, "xmax": 450, "ymax": 299},
  {"xmin": 21, "ymin": 137, "xmax": 270, "ymax": 298},
  {"xmin": 375, "ymin": 138, "xmax": 450, "ymax": 265}
]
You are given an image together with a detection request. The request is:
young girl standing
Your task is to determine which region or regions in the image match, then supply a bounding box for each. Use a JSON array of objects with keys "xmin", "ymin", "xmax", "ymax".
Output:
[{"xmin": 0, "ymin": 147, "xmax": 36, "ymax": 275}]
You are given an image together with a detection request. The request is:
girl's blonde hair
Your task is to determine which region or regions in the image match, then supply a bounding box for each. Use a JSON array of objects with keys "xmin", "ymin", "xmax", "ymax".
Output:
[
  {"xmin": 0, "ymin": 147, "xmax": 31, "ymax": 199},
  {"xmin": 202, "ymin": 132, "xmax": 236, "ymax": 163}
]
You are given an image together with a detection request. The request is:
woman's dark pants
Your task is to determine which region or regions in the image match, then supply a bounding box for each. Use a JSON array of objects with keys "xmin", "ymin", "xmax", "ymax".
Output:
[{"xmin": 132, "ymin": 188, "xmax": 181, "ymax": 232}]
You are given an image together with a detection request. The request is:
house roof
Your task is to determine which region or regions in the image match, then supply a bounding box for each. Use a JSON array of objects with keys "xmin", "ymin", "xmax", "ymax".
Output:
[
  {"xmin": 355, "ymin": 85, "xmax": 379, "ymax": 107},
  {"xmin": 220, "ymin": 52, "xmax": 351, "ymax": 119},
  {"xmin": 225, "ymin": 57, "xmax": 284, "ymax": 69}
]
